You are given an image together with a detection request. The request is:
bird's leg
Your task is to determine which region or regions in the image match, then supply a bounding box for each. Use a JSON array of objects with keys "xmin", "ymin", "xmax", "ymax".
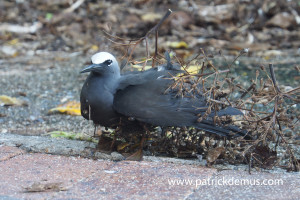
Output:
[
  {"xmin": 110, "ymin": 118, "xmax": 123, "ymax": 150},
  {"xmin": 93, "ymin": 124, "xmax": 97, "ymax": 137},
  {"xmin": 96, "ymin": 125, "xmax": 115, "ymax": 152},
  {"xmin": 93, "ymin": 124, "xmax": 102, "ymax": 137},
  {"xmin": 126, "ymin": 124, "xmax": 149, "ymax": 161},
  {"xmin": 111, "ymin": 126, "xmax": 121, "ymax": 151},
  {"xmin": 126, "ymin": 134, "xmax": 145, "ymax": 161}
]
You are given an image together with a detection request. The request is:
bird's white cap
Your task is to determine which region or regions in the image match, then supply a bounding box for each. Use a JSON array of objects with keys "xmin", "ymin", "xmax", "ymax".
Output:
[{"xmin": 91, "ymin": 52, "xmax": 118, "ymax": 65}]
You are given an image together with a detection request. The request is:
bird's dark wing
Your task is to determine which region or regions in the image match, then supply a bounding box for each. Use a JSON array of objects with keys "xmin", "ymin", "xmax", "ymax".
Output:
[{"xmin": 113, "ymin": 69, "xmax": 246, "ymax": 137}]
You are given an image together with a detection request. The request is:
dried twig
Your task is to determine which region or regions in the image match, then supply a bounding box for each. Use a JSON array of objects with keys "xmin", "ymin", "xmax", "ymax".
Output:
[
  {"xmin": 63, "ymin": 0, "xmax": 86, "ymax": 13},
  {"xmin": 103, "ymin": 9, "xmax": 172, "ymax": 68},
  {"xmin": 100, "ymin": 9, "xmax": 299, "ymax": 172},
  {"xmin": 0, "ymin": 22, "xmax": 42, "ymax": 34}
]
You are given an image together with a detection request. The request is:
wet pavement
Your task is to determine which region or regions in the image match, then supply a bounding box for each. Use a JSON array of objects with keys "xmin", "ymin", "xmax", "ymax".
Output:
[{"xmin": 0, "ymin": 134, "xmax": 299, "ymax": 200}]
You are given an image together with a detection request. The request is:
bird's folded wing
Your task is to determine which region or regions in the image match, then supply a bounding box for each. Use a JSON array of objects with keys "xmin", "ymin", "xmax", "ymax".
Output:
[
  {"xmin": 114, "ymin": 69, "xmax": 248, "ymax": 137},
  {"xmin": 114, "ymin": 70, "xmax": 209, "ymax": 127}
]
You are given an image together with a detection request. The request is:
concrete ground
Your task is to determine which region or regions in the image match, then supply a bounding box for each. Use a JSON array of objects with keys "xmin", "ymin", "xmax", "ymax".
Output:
[{"xmin": 0, "ymin": 133, "xmax": 299, "ymax": 200}]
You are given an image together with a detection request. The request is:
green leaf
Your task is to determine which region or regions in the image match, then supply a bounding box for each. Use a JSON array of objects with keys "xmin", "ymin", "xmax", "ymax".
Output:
[
  {"xmin": 46, "ymin": 13, "xmax": 53, "ymax": 20},
  {"xmin": 47, "ymin": 131, "xmax": 98, "ymax": 143}
]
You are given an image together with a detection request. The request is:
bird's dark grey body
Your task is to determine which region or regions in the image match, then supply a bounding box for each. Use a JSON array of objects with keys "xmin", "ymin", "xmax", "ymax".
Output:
[
  {"xmin": 80, "ymin": 72, "xmax": 120, "ymax": 127},
  {"xmin": 80, "ymin": 52, "xmax": 246, "ymax": 137}
]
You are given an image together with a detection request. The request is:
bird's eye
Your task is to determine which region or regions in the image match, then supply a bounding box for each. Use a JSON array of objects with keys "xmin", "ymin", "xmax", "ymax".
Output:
[{"xmin": 103, "ymin": 59, "xmax": 113, "ymax": 66}]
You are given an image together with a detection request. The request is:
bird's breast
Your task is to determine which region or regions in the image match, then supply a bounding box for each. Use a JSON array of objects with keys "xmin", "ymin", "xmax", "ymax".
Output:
[{"xmin": 80, "ymin": 76, "xmax": 119, "ymax": 127}]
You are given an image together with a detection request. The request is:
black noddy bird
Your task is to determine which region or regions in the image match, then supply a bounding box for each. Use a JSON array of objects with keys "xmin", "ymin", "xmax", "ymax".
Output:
[{"xmin": 80, "ymin": 52, "xmax": 247, "ymax": 159}]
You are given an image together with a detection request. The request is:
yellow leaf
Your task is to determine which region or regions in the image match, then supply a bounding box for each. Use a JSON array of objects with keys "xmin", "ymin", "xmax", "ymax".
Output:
[
  {"xmin": 132, "ymin": 64, "xmax": 202, "ymax": 75},
  {"xmin": 12, "ymin": 51, "xmax": 19, "ymax": 58},
  {"xmin": 183, "ymin": 65, "xmax": 202, "ymax": 74},
  {"xmin": 49, "ymin": 101, "xmax": 81, "ymax": 116},
  {"xmin": 0, "ymin": 95, "xmax": 27, "ymax": 106},
  {"xmin": 7, "ymin": 39, "xmax": 19, "ymax": 45},
  {"xmin": 117, "ymin": 142, "xmax": 130, "ymax": 151},
  {"xmin": 91, "ymin": 45, "xmax": 99, "ymax": 51},
  {"xmin": 167, "ymin": 41, "xmax": 188, "ymax": 49}
]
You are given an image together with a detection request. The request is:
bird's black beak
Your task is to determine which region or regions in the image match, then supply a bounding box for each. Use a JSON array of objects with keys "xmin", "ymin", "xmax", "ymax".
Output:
[{"xmin": 80, "ymin": 64, "xmax": 103, "ymax": 73}]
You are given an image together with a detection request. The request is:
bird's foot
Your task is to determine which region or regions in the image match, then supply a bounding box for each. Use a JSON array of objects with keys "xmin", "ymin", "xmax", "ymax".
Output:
[
  {"xmin": 125, "ymin": 127, "xmax": 147, "ymax": 161},
  {"xmin": 97, "ymin": 135, "xmax": 114, "ymax": 152},
  {"xmin": 125, "ymin": 149, "xmax": 143, "ymax": 161}
]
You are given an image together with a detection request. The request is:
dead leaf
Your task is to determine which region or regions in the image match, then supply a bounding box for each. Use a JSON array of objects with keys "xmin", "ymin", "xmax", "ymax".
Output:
[
  {"xmin": 256, "ymin": 50, "xmax": 286, "ymax": 59},
  {"xmin": 251, "ymin": 145, "xmax": 277, "ymax": 169},
  {"xmin": 90, "ymin": 45, "xmax": 99, "ymax": 51},
  {"xmin": 117, "ymin": 142, "xmax": 131, "ymax": 151},
  {"xmin": 197, "ymin": 4, "xmax": 235, "ymax": 24},
  {"xmin": 132, "ymin": 64, "xmax": 201, "ymax": 74},
  {"xmin": 131, "ymin": 65, "xmax": 152, "ymax": 71},
  {"xmin": 0, "ymin": 45, "xmax": 18, "ymax": 57},
  {"xmin": 207, "ymin": 147, "xmax": 225, "ymax": 164},
  {"xmin": 0, "ymin": 95, "xmax": 27, "ymax": 106},
  {"xmin": 266, "ymin": 12, "xmax": 296, "ymax": 29},
  {"xmin": 173, "ymin": 49, "xmax": 193, "ymax": 60},
  {"xmin": 48, "ymin": 101, "xmax": 81, "ymax": 116},
  {"xmin": 0, "ymin": 22, "xmax": 42, "ymax": 34},
  {"xmin": 24, "ymin": 182, "xmax": 68, "ymax": 193},
  {"xmin": 7, "ymin": 38, "xmax": 19, "ymax": 45},
  {"xmin": 167, "ymin": 41, "xmax": 188, "ymax": 49},
  {"xmin": 182, "ymin": 65, "xmax": 202, "ymax": 74},
  {"xmin": 47, "ymin": 131, "xmax": 98, "ymax": 143},
  {"xmin": 170, "ymin": 11, "xmax": 193, "ymax": 29},
  {"xmin": 141, "ymin": 13, "xmax": 162, "ymax": 23},
  {"xmin": 18, "ymin": 92, "xmax": 27, "ymax": 96}
]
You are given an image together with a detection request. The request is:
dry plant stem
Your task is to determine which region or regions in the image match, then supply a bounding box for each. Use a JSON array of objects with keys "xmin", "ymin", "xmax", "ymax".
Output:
[
  {"xmin": 258, "ymin": 64, "xmax": 299, "ymax": 171},
  {"xmin": 276, "ymin": 125, "xmax": 299, "ymax": 171},
  {"xmin": 200, "ymin": 48, "xmax": 217, "ymax": 72},
  {"xmin": 146, "ymin": 9, "xmax": 172, "ymax": 37},
  {"xmin": 63, "ymin": 0, "xmax": 85, "ymax": 13},
  {"xmin": 267, "ymin": 64, "xmax": 299, "ymax": 171},
  {"xmin": 285, "ymin": 86, "xmax": 300, "ymax": 94},
  {"xmin": 146, "ymin": 10, "xmax": 172, "ymax": 67},
  {"xmin": 100, "ymin": 9, "xmax": 298, "ymax": 171},
  {"xmin": 103, "ymin": 9, "xmax": 172, "ymax": 68},
  {"xmin": 239, "ymin": 63, "xmax": 298, "ymax": 171},
  {"xmin": 241, "ymin": 83, "xmax": 256, "ymax": 99},
  {"xmin": 269, "ymin": 64, "xmax": 299, "ymax": 102},
  {"xmin": 185, "ymin": 53, "xmax": 204, "ymax": 69},
  {"xmin": 152, "ymin": 31, "xmax": 159, "ymax": 67},
  {"xmin": 269, "ymin": 64, "xmax": 281, "ymax": 94},
  {"xmin": 179, "ymin": 69, "xmax": 229, "ymax": 79},
  {"xmin": 225, "ymin": 49, "xmax": 248, "ymax": 78}
]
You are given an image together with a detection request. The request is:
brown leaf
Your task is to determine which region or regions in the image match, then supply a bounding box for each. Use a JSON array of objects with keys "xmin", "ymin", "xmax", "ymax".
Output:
[
  {"xmin": 207, "ymin": 147, "xmax": 225, "ymax": 164},
  {"xmin": 197, "ymin": 4, "xmax": 235, "ymax": 24},
  {"xmin": 24, "ymin": 182, "xmax": 68, "ymax": 193},
  {"xmin": 170, "ymin": 11, "xmax": 193, "ymax": 29},
  {"xmin": 252, "ymin": 145, "xmax": 277, "ymax": 169},
  {"xmin": 266, "ymin": 12, "xmax": 296, "ymax": 29}
]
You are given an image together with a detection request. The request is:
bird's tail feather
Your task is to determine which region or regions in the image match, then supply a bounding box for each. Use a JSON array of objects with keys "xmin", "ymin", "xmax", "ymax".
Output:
[{"xmin": 195, "ymin": 120, "xmax": 249, "ymax": 138}]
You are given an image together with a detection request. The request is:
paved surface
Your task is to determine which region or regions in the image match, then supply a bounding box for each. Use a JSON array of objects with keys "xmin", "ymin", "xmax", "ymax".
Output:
[{"xmin": 0, "ymin": 133, "xmax": 299, "ymax": 200}]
